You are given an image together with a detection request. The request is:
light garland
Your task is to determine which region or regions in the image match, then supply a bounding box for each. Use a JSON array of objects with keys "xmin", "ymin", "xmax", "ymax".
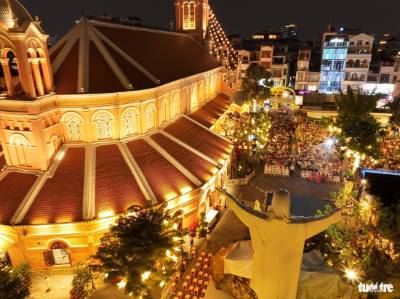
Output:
[{"xmin": 207, "ymin": 9, "xmax": 238, "ymax": 72}]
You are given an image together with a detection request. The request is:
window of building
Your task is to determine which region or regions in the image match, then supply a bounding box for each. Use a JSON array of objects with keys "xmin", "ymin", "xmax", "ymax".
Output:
[
  {"xmin": 171, "ymin": 94, "xmax": 179, "ymax": 117},
  {"xmin": 121, "ymin": 108, "xmax": 139, "ymax": 136},
  {"xmin": 145, "ymin": 105, "xmax": 156, "ymax": 131},
  {"xmin": 159, "ymin": 99, "xmax": 168, "ymax": 124},
  {"xmin": 183, "ymin": 1, "xmax": 196, "ymax": 30},
  {"xmin": 62, "ymin": 113, "xmax": 83, "ymax": 141},
  {"xmin": 43, "ymin": 241, "xmax": 71, "ymax": 267},
  {"xmin": 93, "ymin": 111, "xmax": 114, "ymax": 140},
  {"xmin": 380, "ymin": 74, "xmax": 390, "ymax": 83}
]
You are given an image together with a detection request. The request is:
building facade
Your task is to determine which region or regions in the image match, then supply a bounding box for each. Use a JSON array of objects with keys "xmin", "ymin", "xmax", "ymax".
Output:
[
  {"xmin": 295, "ymin": 49, "xmax": 320, "ymax": 92},
  {"xmin": 341, "ymin": 33, "xmax": 374, "ymax": 91},
  {"xmin": 319, "ymin": 35, "xmax": 349, "ymax": 93}
]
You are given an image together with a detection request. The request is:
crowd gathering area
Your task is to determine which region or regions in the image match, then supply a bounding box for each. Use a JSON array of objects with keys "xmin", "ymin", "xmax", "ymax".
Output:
[
  {"xmin": 261, "ymin": 110, "xmax": 343, "ymax": 184},
  {"xmin": 260, "ymin": 109, "xmax": 400, "ymax": 184}
]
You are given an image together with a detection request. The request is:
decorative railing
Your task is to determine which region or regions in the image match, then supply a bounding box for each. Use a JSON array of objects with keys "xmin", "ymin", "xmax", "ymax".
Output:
[{"xmin": 227, "ymin": 171, "xmax": 255, "ymax": 186}]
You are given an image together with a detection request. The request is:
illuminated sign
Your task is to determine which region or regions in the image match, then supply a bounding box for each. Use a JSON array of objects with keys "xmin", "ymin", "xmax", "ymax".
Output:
[{"xmin": 361, "ymin": 83, "xmax": 394, "ymax": 95}]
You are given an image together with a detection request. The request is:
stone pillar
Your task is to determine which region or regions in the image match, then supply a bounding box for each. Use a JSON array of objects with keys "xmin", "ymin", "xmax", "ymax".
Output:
[
  {"xmin": 0, "ymin": 59, "xmax": 15, "ymax": 97},
  {"xmin": 38, "ymin": 58, "xmax": 52, "ymax": 92},
  {"xmin": 30, "ymin": 59, "xmax": 45, "ymax": 97}
]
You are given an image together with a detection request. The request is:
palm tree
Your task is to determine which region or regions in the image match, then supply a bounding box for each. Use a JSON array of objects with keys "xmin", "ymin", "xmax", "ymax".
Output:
[
  {"xmin": 335, "ymin": 87, "xmax": 381, "ymax": 158},
  {"xmin": 242, "ymin": 64, "xmax": 272, "ymax": 105}
]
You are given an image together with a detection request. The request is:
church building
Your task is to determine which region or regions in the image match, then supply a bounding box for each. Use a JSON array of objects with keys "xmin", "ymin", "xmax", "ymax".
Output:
[{"xmin": 0, "ymin": 0, "xmax": 233, "ymax": 269}]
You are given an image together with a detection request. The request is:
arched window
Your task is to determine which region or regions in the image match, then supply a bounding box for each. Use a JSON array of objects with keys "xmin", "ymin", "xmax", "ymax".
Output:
[
  {"xmin": 183, "ymin": 1, "xmax": 196, "ymax": 30},
  {"xmin": 190, "ymin": 85, "xmax": 198, "ymax": 112},
  {"xmin": 121, "ymin": 108, "xmax": 140, "ymax": 137},
  {"xmin": 0, "ymin": 48, "xmax": 19, "ymax": 96},
  {"xmin": 43, "ymin": 241, "xmax": 70, "ymax": 266},
  {"xmin": 92, "ymin": 111, "xmax": 114, "ymax": 140},
  {"xmin": 346, "ymin": 60, "xmax": 354, "ymax": 68},
  {"xmin": 61, "ymin": 112, "xmax": 84, "ymax": 141},
  {"xmin": 361, "ymin": 60, "xmax": 368, "ymax": 68},
  {"xmin": 159, "ymin": 98, "xmax": 168, "ymax": 124},
  {"xmin": 354, "ymin": 60, "xmax": 361, "ymax": 68},
  {"xmin": 145, "ymin": 105, "xmax": 156, "ymax": 131},
  {"xmin": 171, "ymin": 93, "xmax": 179, "ymax": 117},
  {"xmin": 8, "ymin": 133, "xmax": 30, "ymax": 166}
]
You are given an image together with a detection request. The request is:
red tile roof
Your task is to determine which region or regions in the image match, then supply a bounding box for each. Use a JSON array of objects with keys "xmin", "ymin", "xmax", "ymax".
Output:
[
  {"xmin": 95, "ymin": 144, "xmax": 147, "ymax": 217},
  {"xmin": 53, "ymin": 40, "xmax": 79, "ymax": 94},
  {"xmin": 151, "ymin": 133, "xmax": 218, "ymax": 183},
  {"xmin": 94, "ymin": 23, "xmax": 221, "ymax": 86},
  {"xmin": 0, "ymin": 172, "xmax": 37, "ymax": 224},
  {"xmin": 190, "ymin": 94, "xmax": 231, "ymax": 128},
  {"xmin": 89, "ymin": 41, "xmax": 125, "ymax": 93},
  {"xmin": 126, "ymin": 139, "xmax": 196, "ymax": 202},
  {"xmin": 21, "ymin": 148, "xmax": 85, "ymax": 225},
  {"xmin": 164, "ymin": 117, "xmax": 232, "ymax": 163},
  {"xmin": 50, "ymin": 19, "xmax": 221, "ymax": 94}
]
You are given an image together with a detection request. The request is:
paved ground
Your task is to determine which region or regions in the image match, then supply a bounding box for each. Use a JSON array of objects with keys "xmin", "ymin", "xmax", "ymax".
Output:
[
  {"xmin": 28, "ymin": 274, "xmax": 73, "ymax": 299},
  {"xmin": 229, "ymin": 171, "xmax": 342, "ymax": 217}
]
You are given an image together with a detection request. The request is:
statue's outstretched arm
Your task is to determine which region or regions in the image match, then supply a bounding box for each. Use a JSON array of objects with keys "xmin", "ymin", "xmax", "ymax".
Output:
[
  {"xmin": 304, "ymin": 210, "xmax": 342, "ymax": 239},
  {"xmin": 224, "ymin": 192, "xmax": 256, "ymax": 225}
]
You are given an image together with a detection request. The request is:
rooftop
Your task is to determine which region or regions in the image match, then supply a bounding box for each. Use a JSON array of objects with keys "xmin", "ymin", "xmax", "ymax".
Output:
[{"xmin": 50, "ymin": 18, "xmax": 221, "ymax": 94}]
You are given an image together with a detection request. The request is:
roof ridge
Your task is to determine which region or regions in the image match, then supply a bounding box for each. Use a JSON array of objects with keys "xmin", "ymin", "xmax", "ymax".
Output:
[
  {"xmin": 90, "ymin": 24, "xmax": 160, "ymax": 85},
  {"xmin": 89, "ymin": 18, "xmax": 194, "ymax": 38}
]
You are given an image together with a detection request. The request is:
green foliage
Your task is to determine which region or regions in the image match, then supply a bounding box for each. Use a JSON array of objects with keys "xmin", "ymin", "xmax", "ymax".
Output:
[
  {"xmin": 197, "ymin": 212, "xmax": 208, "ymax": 238},
  {"xmin": 386, "ymin": 96, "xmax": 400, "ymax": 122},
  {"xmin": 0, "ymin": 263, "xmax": 31, "ymax": 299},
  {"xmin": 70, "ymin": 264, "xmax": 94, "ymax": 299},
  {"xmin": 320, "ymin": 183, "xmax": 400, "ymax": 281},
  {"xmin": 335, "ymin": 87, "xmax": 382, "ymax": 158},
  {"xmin": 242, "ymin": 64, "xmax": 272, "ymax": 103},
  {"xmin": 95, "ymin": 208, "xmax": 186, "ymax": 298},
  {"xmin": 315, "ymin": 204, "xmax": 333, "ymax": 216}
]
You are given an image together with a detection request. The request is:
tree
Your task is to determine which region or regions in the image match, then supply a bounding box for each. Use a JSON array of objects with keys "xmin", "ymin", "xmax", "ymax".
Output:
[
  {"xmin": 0, "ymin": 263, "xmax": 31, "ymax": 299},
  {"xmin": 335, "ymin": 87, "xmax": 381, "ymax": 158},
  {"xmin": 242, "ymin": 64, "xmax": 272, "ymax": 104},
  {"xmin": 95, "ymin": 207, "xmax": 186, "ymax": 298},
  {"xmin": 318, "ymin": 183, "xmax": 400, "ymax": 282},
  {"xmin": 386, "ymin": 96, "xmax": 400, "ymax": 122},
  {"xmin": 70, "ymin": 264, "xmax": 94, "ymax": 299}
]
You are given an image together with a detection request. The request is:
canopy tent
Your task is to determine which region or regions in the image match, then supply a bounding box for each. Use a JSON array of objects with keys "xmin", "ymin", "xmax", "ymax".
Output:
[
  {"xmin": 223, "ymin": 240, "xmax": 253, "ymax": 279},
  {"xmin": 222, "ymin": 241, "xmax": 353, "ymax": 299}
]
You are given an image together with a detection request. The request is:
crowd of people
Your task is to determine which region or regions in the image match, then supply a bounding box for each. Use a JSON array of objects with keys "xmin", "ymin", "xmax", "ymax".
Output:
[
  {"xmin": 261, "ymin": 113, "xmax": 342, "ymax": 184},
  {"xmin": 296, "ymin": 119, "xmax": 342, "ymax": 184},
  {"xmin": 364, "ymin": 136, "xmax": 400, "ymax": 171},
  {"xmin": 262, "ymin": 110, "xmax": 295, "ymax": 177}
]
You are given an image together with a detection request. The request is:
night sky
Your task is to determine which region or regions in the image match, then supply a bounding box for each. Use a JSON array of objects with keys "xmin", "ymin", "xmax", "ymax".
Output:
[{"xmin": 22, "ymin": 0, "xmax": 400, "ymax": 41}]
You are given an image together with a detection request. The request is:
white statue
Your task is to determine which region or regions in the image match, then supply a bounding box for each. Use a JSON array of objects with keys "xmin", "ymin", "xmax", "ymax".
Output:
[{"xmin": 223, "ymin": 189, "xmax": 341, "ymax": 299}]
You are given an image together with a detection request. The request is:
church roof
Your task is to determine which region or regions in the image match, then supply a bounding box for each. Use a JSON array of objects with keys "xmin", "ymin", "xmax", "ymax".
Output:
[
  {"xmin": 189, "ymin": 93, "xmax": 230, "ymax": 128},
  {"xmin": 0, "ymin": 104, "xmax": 232, "ymax": 226},
  {"xmin": 0, "ymin": 0, "xmax": 34, "ymax": 31},
  {"xmin": 50, "ymin": 18, "xmax": 222, "ymax": 94}
]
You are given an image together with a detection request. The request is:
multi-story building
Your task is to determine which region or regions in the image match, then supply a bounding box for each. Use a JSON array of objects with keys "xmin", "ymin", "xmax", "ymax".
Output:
[
  {"xmin": 295, "ymin": 48, "xmax": 320, "ymax": 92},
  {"xmin": 235, "ymin": 44, "xmax": 289, "ymax": 87},
  {"xmin": 341, "ymin": 33, "xmax": 374, "ymax": 91},
  {"xmin": 271, "ymin": 45, "xmax": 290, "ymax": 86},
  {"xmin": 319, "ymin": 35, "xmax": 349, "ymax": 93}
]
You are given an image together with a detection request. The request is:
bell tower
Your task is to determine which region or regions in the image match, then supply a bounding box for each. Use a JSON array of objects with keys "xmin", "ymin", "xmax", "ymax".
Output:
[
  {"xmin": 0, "ymin": 0, "xmax": 54, "ymax": 99},
  {"xmin": 175, "ymin": 0, "xmax": 210, "ymax": 42},
  {"xmin": 0, "ymin": 0, "xmax": 60, "ymax": 171}
]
